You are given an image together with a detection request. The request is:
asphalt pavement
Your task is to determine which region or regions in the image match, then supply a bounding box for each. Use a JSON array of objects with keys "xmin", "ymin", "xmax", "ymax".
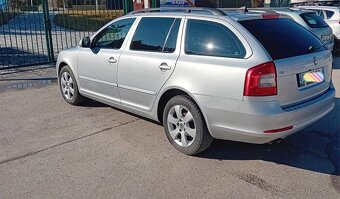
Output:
[{"xmin": 0, "ymin": 58, "xmax": 339, "ymax": 198}]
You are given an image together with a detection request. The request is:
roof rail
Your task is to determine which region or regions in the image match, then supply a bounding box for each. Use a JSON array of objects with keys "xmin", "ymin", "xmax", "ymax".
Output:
[
  {"xmin": 128, "ymin": 7, "xmax": 226, "ymax": 16},
  {"xmin": 246, "ymin": 8, "xmax": 280, "ymax": 14},
  {"xmin": 219, "ymin": 6, "xmax": 249, "ymax": 13}
]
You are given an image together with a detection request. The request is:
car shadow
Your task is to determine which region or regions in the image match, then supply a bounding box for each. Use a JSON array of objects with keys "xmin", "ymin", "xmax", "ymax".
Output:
[
  {"xmin": 80, "ymin": 97, "xmax": 339, "ymax": 176},
  {"xmin": 78, "ymin": 100, "xmax": 110, "ymax": 108},
  {"xmin": 198, "ymin": 98, "xmax": 340, "ymax": 176},
  {"xmin": 76, "ymin": 94, "xmax": 339, "ymax": 176}
]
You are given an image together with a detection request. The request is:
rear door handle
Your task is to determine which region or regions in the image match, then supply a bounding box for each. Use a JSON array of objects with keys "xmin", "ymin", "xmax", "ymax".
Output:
[
  {"xmin": 158, "ymin": 63, "xmax": 171, "ymax": 71},
  {"xmin": 108, "ymin": 57, "xmax": 117, "ymax": 64}
]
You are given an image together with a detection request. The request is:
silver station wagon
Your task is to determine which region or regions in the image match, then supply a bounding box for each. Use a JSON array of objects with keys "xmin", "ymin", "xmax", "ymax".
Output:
[{"xmin": 56, "ymin": 8, "xmax": 335, "ymax": 155}]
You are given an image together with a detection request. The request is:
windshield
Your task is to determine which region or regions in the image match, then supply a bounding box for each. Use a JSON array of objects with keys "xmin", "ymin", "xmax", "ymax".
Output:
[{"xmin": 239, "ymin": 18, "xmax": 327, "ymax": 60}]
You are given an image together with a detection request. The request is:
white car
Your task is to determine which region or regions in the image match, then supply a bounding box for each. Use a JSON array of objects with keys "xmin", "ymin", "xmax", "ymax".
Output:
[{"xmin": 297, "ymin": 6, "xmax": 340, "ymax": 40}]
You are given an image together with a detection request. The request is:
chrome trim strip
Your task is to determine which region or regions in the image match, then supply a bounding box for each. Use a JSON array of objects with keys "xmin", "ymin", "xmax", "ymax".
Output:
[
  {"xmin": 79, "ymin": 75, "xmax": 118, "ymax": 87},
  {"xmin": 118, "ymin": 84, "xmax": 157, "ymax": 95}
]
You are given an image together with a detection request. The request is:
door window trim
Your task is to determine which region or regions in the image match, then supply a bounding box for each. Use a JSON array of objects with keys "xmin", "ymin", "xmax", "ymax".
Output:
[
  {"xmin": 128, "ymin": 17, "xmax": 183, "ymax": 54},
  {"xmin": 89, "ymin": 17, "xmax": 137, "ymax": 51},
  {"xmin": 124, "ymin": 16, "xmax": 184, "ymax": 54}
]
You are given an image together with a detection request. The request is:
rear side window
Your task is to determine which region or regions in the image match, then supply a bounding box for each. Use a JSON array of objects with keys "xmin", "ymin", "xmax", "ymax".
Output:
[
  {"xmin": 300, "ymin": 12, "xmax": 328, "ymax": 28},
  {"xmin": 240, "ymin": 18, "xmax": 326, "ymax": 60},
  {"xmin": 130, "ymin": 17, "xmax": 181, "ymax": 53},
  {"xmin": 185, "ymin": 19, "xmax": 246, "ymax": 58},
  {"xmin": 325, "ymin": 10, "xmax": 335, "ymax": 19}
]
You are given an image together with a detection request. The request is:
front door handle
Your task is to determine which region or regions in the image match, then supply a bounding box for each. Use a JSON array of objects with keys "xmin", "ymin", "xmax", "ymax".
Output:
[
  {"xmin": 158, "ymin": 63, "xmax": 171, "ymax": 71},
  {"xmin": 108, "ymin": 57, "xmax": 117, "ymax": 64}
]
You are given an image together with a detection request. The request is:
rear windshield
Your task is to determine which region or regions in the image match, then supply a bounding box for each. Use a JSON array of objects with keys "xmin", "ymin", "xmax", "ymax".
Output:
[
  {"xmin": 300, "ymin": 12, "xmax": 328, "ymax": 28},
  {"xmin": 239, "ymin": 18, "xmax": 326, "ymax": 60}
]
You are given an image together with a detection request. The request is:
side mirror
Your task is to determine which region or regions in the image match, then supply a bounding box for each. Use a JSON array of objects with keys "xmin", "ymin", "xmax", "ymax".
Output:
[{"xmin": 81, "ymin": 37, "xmax": 91, "ymax": 48}]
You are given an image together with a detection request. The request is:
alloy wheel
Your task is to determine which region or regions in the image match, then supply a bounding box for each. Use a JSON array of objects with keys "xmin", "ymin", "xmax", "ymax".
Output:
[
  {"xmin": 167, "ymin": 105, "xmax": 196, "ymax": 147},
  {"xmin": 60, "ymin": 71, "xmax": 74, "ymax": 100}
]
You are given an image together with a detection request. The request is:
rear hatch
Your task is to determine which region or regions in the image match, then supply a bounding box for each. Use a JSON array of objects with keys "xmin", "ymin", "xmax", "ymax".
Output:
[
  {"xmin": 299, "ymin": 12, "xmax": 333, "ymax": 45},
  {"xmin": 240, "ymin": 18, "xmax": 332, "ymax": 107}
]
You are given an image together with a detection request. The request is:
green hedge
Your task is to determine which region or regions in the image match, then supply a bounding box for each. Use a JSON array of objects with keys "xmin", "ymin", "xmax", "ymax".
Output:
[{"xmin": 54, "ymin": 10, "xmax": 122, "ymax": 32}]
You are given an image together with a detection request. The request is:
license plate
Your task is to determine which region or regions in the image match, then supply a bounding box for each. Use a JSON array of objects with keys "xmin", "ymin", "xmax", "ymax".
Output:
[
  {"xmin": 297, "ymin": 68, "xmax": 324, "ymax": 87},
  {"xmin": 321, "ymin": 34, "xmax": 330, "ymax": 41}
]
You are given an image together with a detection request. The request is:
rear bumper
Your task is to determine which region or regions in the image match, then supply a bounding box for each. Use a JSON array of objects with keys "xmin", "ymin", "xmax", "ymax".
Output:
[{"xmin": 195, "ymin": 87, "xmax": 335, "ymax": 144}]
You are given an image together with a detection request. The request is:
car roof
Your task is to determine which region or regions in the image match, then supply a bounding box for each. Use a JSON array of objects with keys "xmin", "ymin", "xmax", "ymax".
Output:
[
  {"xmin": 219, "ymin": 8, "xmax": 292, "ymax": 21},
  {"xmin": 247, "ymin": 7, "xmax": 315, "ymax": 15},
  {"xmin": 275, "ymin": 8, "xmax": 315, "ymax": 14},
  {"xmin": 128, "ymin": 7, "xmax": 226, "ymax": 17},
  {"xmin": 297, "ymin": 5, "xmax": 340, "ymax": 11},
  {"xmin": 127, "ymin": 7, "xmax": 290, "ymax": 22}
]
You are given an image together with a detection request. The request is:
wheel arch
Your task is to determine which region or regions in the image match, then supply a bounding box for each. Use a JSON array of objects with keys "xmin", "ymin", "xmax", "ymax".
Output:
[
  {"xmin": 156, "ymin": 87, "xmax": 212, "ymax": 135},
  {"xmin": 57, "ymin": 61, "xmax": 69, "ymax": 76}
]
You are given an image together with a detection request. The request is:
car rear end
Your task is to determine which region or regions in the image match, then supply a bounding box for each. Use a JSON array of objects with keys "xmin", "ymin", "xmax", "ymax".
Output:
[
  {"xmin": 205, "ymin": 13, "xmax": 335, "ymax": 144},
  {"xmin": 298, "ymin": 6, "xmax": 340, "ymax": 40},
  {"xmin": 299, "ymin": 11, "xmax": 335, "ymax": 50}
]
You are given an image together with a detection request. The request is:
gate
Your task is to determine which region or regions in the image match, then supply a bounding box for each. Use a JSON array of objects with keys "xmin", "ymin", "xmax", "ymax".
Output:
[
  {"xmin": 1, "ymin": 0, "xmax": 290, "ymax": 69},
  {"xmin": 0, "ymin": 0, "xmax": 125, "ymax": 69}
]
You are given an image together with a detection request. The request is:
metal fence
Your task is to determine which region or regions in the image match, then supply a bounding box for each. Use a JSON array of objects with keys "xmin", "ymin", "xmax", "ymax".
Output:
[
  {"xmin": 0, "ymin": 0, "xmax": 291, "ymax": 69},
  {"xmin": 0, "ymin": 0, "xmax": 124, "ymax": 69}
]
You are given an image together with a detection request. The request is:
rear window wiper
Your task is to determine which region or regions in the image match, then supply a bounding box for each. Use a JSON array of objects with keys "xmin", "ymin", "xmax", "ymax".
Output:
[{"xmin": 308, "ymin": 45, "xmax": 325, "ymax": 52}]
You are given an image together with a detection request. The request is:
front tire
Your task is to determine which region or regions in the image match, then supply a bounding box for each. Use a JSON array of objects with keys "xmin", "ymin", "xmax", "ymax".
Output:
[
  {"xmin": 163, "ymin": 95, "xmax": 213, "ymax": 155},
  {"xmin": 59, "ymin": 66, "xmax": 85, "ymax": 105}
]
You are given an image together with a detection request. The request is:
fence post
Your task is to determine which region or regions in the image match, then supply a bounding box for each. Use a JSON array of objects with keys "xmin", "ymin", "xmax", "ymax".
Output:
[
  {"xmin": 123, "ymin": 0, "xmax": 133, "ymax": 14},
  {"xmin": 151, "ymin": 0, "xmax": 159, "ymax": 8},
  {"xmin": 41, "ymin": 0, "xmax": 54, "ymax": 63}
]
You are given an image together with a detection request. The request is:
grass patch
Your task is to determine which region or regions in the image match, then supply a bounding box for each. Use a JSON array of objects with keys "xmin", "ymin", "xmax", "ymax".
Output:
[
  {"xmin": 0, "ymin": 12, "xmax": 18, "ymax": 26},
  {"xmin": 54, "ymin": 10, "xmax": 123, "ymax": 32}
]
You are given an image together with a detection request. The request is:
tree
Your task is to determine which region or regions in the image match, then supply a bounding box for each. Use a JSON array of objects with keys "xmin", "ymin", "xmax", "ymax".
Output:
[{"xmin": 251, "ymin": 0, "xmax": 264, "ymax": 7}]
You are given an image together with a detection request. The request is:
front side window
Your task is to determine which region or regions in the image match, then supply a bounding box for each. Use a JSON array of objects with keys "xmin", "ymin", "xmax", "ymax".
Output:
[
  {"xmin": 92, "ymin": 18, "xmax": 136, "ymax": 49},
  {"xmin": 185, "ymin": 19, "xmax": 246, "ymax": 58},
  {"xmin": 130, "ymin": 17, "xmax": 181, "ymax": 53}
]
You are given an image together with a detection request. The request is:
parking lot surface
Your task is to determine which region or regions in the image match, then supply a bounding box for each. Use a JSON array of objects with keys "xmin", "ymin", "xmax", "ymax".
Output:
[{"xmin": 0, "ymin": 58, "xmax": 339, "ymax": 198}]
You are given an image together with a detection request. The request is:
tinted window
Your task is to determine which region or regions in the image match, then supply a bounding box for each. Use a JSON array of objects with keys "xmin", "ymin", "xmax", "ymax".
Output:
[
  {"xmin": 316, "ymin": 10, "xmax": 325, "ymax": 19},
  {"xmin": 92, "ymin": 18, "xmax": 135, "ymax": 49},
  {"xmin": 130, "ymin": 17, "xmax": 181, "ymax": 53},
  {"xmin": 185, "ymin": 19, "xmax": 246, "ymax": 58},
  {"xmin": 300, "ymin": 12, "xmax": 328, "ymax": 28},
  {"xmin": 325, "ymin": 10, "xmax": 335, "ymax": 19},
  {"xmin": 163, "ymin": 19, "xmax": 181, "ymax": 53},
  {"xmin": 240, "ymin": 18, "xmax": 326, "ymax": 60}
]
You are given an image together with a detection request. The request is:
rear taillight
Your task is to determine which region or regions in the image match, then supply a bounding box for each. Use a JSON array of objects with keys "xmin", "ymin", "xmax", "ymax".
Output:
[{"xmin": 244, "ymin": 61, "xmax": 277, "ymax": 96}]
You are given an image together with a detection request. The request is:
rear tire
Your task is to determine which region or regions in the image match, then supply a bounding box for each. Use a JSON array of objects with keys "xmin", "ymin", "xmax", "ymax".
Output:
[
  {"xmin": 59, "ymin": 65, "xmax": 85, "ymax": 105},
  {"xmin": 163, "ymin": 95, "xmax": 213, "ymax": 155}
]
